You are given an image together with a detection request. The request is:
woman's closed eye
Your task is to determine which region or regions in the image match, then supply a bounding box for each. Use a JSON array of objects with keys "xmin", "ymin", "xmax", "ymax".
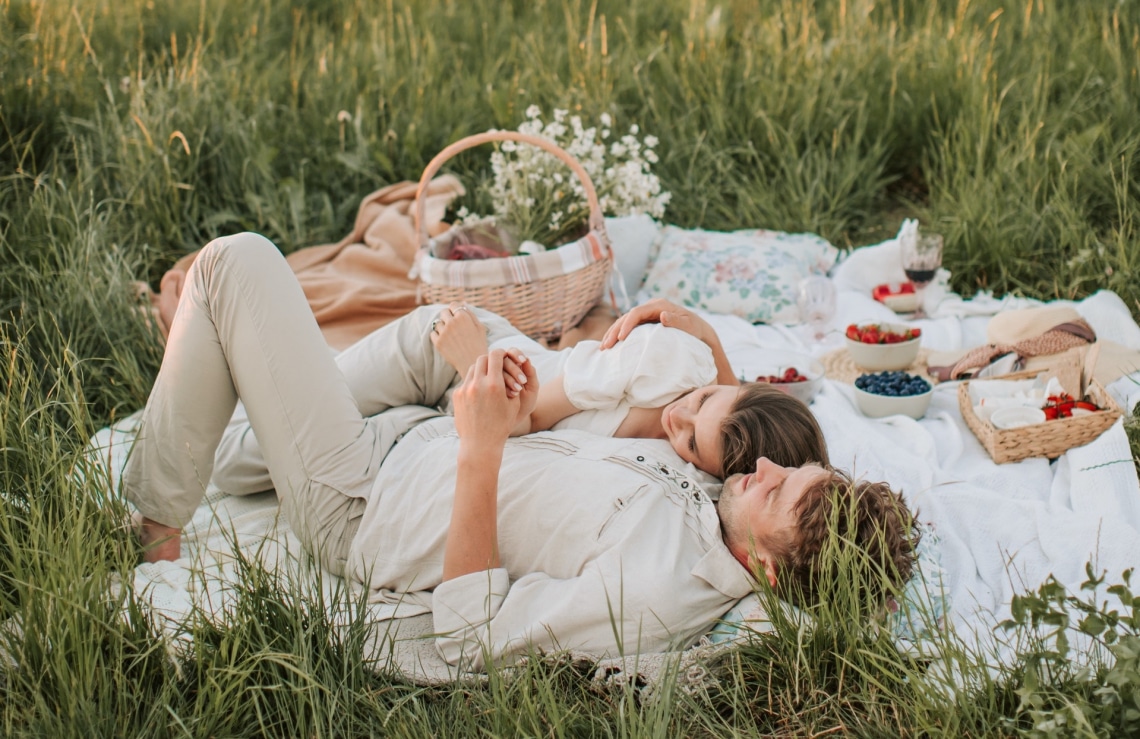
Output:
[{"xmin": 688, "ymin": 391, "xmax": 712, "ymax": 456}]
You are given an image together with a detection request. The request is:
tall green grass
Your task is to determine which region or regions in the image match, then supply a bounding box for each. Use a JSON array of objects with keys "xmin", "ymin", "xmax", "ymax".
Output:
[{"xmin": 3, "ymin": 0, "xmax": 1140, "ymax": 735}]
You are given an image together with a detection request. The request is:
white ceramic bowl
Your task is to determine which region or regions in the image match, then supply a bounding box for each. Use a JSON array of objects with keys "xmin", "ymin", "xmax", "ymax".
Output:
[
  {"xmin": 853, "ymin": 384, "xmax": 933, "ymax": 419},
  {"xmin": 845, "ymin": 323, "xmax": 921, "ymax": 371},
  {"xmin": 990, "ymin": 406, "xmax": 1047, "ymax": 429},
  {"xmin": 750, "ymin": 351, "xmax": 825, "ymax": 405}
]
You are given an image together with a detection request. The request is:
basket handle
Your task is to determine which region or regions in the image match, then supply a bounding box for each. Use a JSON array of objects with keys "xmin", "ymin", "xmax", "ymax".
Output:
[{"xmin": 412, "ymin": 130, "xmax": 606, "ymax": 247}]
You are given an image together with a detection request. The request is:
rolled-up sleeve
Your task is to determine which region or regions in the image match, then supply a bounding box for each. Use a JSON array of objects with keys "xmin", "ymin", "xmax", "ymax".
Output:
[
  {"xmin": 431, "ymin": 568, "xmax": 510, "ymax": 668},
  {"xmin": 560, "ymin": 325, "xmax": 716, "ymax": 411},
  {"xmin": 432, "ymin": 561, "xmax": 695, "ymax": 671}
]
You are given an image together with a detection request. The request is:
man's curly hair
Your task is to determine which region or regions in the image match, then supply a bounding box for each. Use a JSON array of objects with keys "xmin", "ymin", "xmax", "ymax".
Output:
[{"xmin": 769, "ymin": 468, "xmax": 920, "ymax": 607}]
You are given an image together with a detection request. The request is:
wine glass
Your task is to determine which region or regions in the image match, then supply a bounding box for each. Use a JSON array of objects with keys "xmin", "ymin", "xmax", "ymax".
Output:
[
  {"xmin": 797, "ymin": 275, "xmax": 837, "ymax": 344},
  {"xmin": 901, "ymin": 233, "xmax": 943, "ymax": 319}
]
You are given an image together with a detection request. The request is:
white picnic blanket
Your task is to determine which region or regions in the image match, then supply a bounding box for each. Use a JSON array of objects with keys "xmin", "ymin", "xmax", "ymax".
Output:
[
  {"xmin": 87, "ymin": 236, "xmax": 1140, "ymax": 684},
  {"xmin": 713, "ymin": 237, "xmax": 1140, "ymax": 670}
]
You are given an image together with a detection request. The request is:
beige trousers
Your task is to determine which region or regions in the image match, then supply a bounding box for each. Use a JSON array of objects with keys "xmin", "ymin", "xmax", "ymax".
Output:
[{"xmin": 123, "ymin": 232, "xmax": 518, "ymax": 573}]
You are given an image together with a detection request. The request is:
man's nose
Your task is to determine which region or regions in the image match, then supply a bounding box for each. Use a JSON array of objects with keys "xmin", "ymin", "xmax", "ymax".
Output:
[{"xmin": 753, "ymin": 456, "xmax": 775, "ymax": 474}]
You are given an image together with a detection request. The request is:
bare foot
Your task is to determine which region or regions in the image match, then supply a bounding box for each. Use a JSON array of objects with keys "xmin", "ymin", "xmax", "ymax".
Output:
[{"xmin": 134, "ymin": 513, "xmax": 182, "ymax": 562}]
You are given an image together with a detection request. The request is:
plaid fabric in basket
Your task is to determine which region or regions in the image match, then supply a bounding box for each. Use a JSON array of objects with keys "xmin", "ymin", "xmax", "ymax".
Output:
[{"xmin": 418, "ymin": 231, "xmax": 611, "ymax": 289}]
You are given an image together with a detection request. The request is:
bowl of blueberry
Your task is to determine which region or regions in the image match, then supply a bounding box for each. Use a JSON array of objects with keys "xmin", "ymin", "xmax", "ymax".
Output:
[{"xmin": 853, "ymin": 371, "xmax": 933, "ymax": 419}]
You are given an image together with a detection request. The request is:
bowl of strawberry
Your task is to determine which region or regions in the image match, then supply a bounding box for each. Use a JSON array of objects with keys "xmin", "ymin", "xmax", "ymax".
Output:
[
  {"xmin": 751, "ymin": 351, "xmax": 824, "ymax": 404},
  {"xmin": 845, "ymin": 322, "xmax": 922, "ymax": 371}
]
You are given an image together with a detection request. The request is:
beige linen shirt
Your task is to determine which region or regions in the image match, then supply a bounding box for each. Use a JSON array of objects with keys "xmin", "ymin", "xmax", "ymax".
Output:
[{"xmin": 345, "ymin": 417, "xmax": 752, "ymax": 670}]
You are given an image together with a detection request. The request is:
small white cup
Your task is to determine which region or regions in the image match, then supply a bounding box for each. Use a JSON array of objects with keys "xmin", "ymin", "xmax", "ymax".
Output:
[{"xmin": 990, "ymin": 406, "xmax": 1047, "ymax": 430}]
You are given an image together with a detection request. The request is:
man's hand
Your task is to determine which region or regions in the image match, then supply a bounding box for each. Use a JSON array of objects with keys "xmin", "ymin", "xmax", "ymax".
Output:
[
  {"xmin": 443, "ymin": 348, "xmax": 537, "ymax": 582},
  {"xmin": 453, "ymin": 349, "xmax": 538, "ymax": 445}
]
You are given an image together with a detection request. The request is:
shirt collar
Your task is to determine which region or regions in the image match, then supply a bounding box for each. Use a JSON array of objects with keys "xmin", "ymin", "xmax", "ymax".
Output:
[{"xmin": 691, "ymin": 543, "xmax": 755, "ymax": 598}]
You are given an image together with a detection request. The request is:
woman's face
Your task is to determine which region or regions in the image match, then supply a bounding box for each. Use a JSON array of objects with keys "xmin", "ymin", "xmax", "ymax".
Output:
[{"xmin": 661, "ymin": 385, "xmax": 740, "ymax": 476}]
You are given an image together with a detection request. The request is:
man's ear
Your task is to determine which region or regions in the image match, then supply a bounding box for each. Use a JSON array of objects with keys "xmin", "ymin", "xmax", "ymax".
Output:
[{"xmin": 747, "ymin": 551, "xmax": 778, "ymax": 589}]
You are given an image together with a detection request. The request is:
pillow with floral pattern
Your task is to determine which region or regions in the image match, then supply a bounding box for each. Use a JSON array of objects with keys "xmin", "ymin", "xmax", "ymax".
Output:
[{"xmin": 636, "ymin": 226, "xmax": 839, "ymax": 323}]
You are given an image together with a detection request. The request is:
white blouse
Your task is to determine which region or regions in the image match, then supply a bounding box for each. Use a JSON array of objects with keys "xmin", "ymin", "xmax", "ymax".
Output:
[{"xmin": 493, "ymin": 324, "xmax": 717, "ymax": 436}]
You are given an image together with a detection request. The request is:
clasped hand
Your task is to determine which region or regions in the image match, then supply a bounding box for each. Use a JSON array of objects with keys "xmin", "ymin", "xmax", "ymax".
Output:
[{"xmin": 452, "ymin": 349, "xmax": 539, "ymax": 446}]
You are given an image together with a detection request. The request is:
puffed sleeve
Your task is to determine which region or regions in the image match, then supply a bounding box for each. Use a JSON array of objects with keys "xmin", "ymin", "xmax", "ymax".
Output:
[{"xmin": 559, "ymin": 324, "xmax": 716, "ymax": 410}]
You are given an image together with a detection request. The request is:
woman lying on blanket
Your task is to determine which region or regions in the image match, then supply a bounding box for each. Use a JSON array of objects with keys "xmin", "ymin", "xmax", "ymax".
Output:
[
  {"xmin": 427, "ymin": 298, "xmax": 829, "ymax": 478},
  {"xmin": 209, "ymin": 299, "xmax": 829, "ymax": 495}
]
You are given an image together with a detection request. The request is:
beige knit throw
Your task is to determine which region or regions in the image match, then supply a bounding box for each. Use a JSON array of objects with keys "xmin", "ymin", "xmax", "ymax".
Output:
[{"xmin": 948, "ymin": 320, "xmax": 1096, "ymax": 380}]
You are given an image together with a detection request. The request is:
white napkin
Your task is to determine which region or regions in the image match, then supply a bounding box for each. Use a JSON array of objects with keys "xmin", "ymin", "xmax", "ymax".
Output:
[{"xmin": 968, "ymin": 375, "xmax": 1066, "ymax": 421}]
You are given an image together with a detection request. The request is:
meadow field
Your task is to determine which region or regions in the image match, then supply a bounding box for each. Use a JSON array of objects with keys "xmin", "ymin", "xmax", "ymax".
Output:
[{"xmin": 2, "ymin": 0, "xmax": 1139, "ymax": 735}]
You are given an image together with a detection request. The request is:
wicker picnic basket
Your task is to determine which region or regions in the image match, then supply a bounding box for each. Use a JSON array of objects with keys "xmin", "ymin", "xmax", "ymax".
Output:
[
  {"xmin": 958, "ymin": 369, "xmax": 1122, "ymax": 464},
  {"xmin": 410, "ymin": 131, "xmax": 615, "ymax": 342}
]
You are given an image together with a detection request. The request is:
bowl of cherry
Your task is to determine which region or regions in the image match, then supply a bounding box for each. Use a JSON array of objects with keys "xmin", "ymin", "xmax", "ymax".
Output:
[{"xmin": 751, "ymin": 351, "xmax": 825, "ymax": 405}]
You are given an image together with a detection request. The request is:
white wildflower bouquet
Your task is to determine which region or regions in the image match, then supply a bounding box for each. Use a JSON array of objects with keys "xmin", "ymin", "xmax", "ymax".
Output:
[{"xmin": 455, "ymin": 106, "xmax": 670, "ymax": 252}]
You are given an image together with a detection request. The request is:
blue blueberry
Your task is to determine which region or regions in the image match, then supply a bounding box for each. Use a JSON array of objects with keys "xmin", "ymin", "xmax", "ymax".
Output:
[{"xmin": 856, "ymin": 371, "xmax": 930, "ymax": 397}]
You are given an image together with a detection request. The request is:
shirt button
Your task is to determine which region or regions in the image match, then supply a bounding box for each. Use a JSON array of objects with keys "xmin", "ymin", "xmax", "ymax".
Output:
[
  {"xmin": 681, "ymin": 481, "xmax": 689, "ymax": 489},
  {"xmin": 636, "ymin": 456, "xmax": 645, "ymax": 462}
]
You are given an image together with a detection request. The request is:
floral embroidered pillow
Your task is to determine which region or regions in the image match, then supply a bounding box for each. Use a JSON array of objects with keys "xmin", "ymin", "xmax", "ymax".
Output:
[{"xmin": 636, "ymin": 227, "xmax": 839, "ymax": 323}]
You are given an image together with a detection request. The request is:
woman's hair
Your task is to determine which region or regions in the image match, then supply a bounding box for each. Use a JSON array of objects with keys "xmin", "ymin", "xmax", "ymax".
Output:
[{"xmin": 718, "ymin": 382, "xmax": 829, "ymax": 477}]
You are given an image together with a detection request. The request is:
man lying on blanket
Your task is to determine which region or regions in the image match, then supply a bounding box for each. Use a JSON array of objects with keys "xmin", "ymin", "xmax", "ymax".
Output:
[{"xmin": 126, "ymin": 233, "xmax": 918, "ymax": 670}]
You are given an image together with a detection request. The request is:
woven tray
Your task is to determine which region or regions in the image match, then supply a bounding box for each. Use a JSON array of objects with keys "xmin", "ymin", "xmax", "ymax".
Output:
[
  {"xmin": 958, "ymin": 370, "xmax": 1121, "ymax": 464},
  {"xmin": 821, "ymin": 347, "xmax": 935, "ymax": 385}
]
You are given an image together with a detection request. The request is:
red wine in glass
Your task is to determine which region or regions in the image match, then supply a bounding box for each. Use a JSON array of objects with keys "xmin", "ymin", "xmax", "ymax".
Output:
[
  {"xmin": 904, "ymin": 268, "xmax": 937, "ymax": 287},
  {"xmin": 900, "ymin": 233, "xmax": 943, "ymax": 317}
]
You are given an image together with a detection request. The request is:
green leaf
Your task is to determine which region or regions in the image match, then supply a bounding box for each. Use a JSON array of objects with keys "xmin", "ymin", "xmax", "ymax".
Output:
[{"xmin": 1080, "ymin": 614, "xmax": 1106, "ymax": 637}]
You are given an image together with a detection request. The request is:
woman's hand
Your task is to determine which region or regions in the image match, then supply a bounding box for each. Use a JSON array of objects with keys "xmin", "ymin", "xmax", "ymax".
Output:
[
  {"xmin": 599, "ymin": 299, "xmax": 739, "ymax": 385},
  {"xmin": 430, "ymin": 303, "xmax": 489, "ymax": 376},
  {"xmin": 508, "ymin": 350, "xmax": 539, "ymax": 419},
  {"xmin": 600, "ymin": 299, "xmax": 716, "ymax": 349}
]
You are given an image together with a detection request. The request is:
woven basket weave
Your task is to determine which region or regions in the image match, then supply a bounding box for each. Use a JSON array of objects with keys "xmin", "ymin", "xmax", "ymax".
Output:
[
  {"xmin": 958, "ymin": 370, "xmax": 1121, "ymax": 464},
  {"xmin": 410, "ymin": 131, "xmax": 614, "ymax": 342}
]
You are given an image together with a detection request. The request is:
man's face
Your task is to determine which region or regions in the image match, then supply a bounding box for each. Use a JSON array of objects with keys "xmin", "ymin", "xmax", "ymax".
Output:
[
  {"xmin": 717, "ymin": 458, "xmax": 827, "ymax": 586},
  {"xmin": 660, "ymin": 385, "xmax": 739, "ymax": 476}
]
